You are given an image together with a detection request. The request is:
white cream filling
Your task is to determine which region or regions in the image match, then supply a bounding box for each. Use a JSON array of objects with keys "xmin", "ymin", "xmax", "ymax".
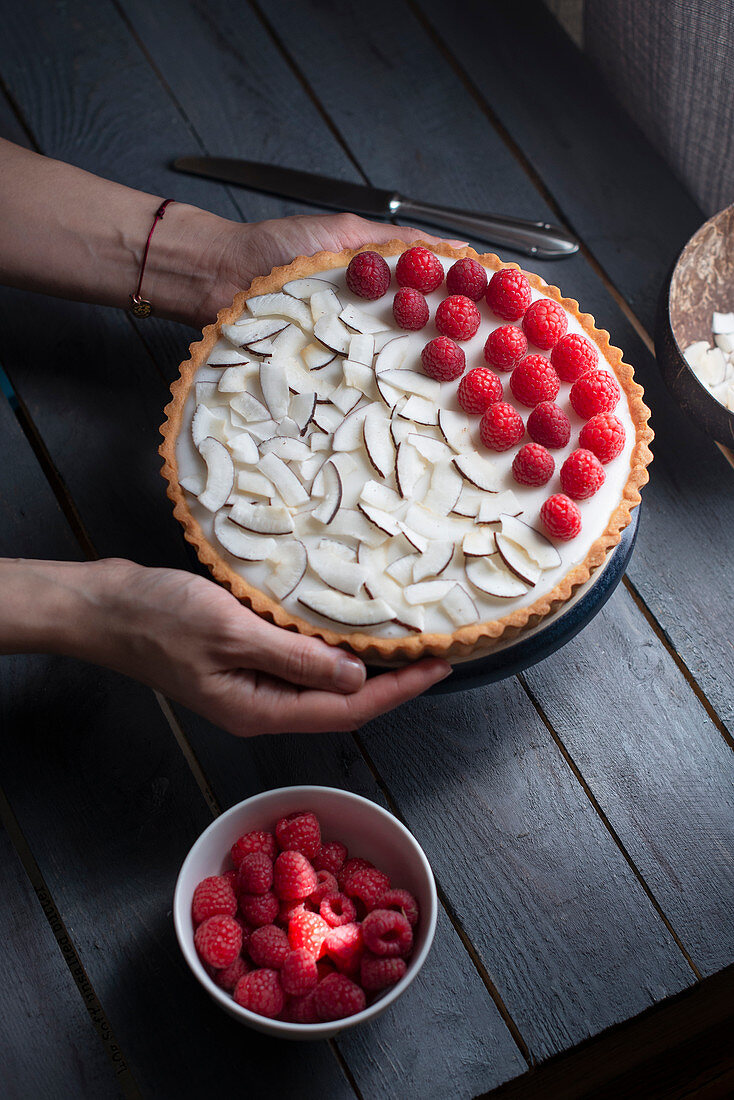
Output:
[{"xmin": 175, "ymin": 256, "xmax": 637, "ymax": 639}]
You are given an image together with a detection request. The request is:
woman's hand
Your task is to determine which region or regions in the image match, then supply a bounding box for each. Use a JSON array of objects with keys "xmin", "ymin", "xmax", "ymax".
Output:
[
  {"xmin": 192, "ymin": 211, "xmax": 467, "ymax": 329},
  {"xmin": 4, "ymin": 558, "xmax": 450, "ymax": 736}
]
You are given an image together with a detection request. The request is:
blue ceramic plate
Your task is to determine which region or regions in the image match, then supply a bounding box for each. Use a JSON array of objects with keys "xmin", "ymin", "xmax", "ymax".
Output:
[{"xmin": 370, "ymin": 507, "xmax": 639, "ymax": 694}]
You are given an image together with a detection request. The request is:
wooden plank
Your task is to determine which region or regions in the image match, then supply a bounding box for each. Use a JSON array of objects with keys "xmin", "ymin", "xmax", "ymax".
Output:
[
  {"xmin": 0, "ymin": 813, "xmax": 122, "ymax": 1099},
  {"xmin": 0, "ymin": 18, "xmax": 527, "ymax": 1098},
  {"xmin": 415, "ymin": 0, "xmax": 704, "ymax": 332},
  {"xmin": 0, "ymin": 394, "xmax": 353, "ymax": 1094},
  {"xmin": 413, "ymin": 0, "xmax": 734, "ymax": 736},
  {"xmin": 356, "ymin": 680, "xmax": 693, "ymax": 1061},
  {"xmin": 481, "ymin": 963, "xmax": 734, "ymax": 1100},
  {"xmin": 522, "ymin": 585, "xmax": 734, "ymax": 977}
]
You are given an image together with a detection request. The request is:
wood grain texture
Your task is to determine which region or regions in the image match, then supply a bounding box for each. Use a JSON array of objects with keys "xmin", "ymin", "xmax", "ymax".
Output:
[
  {"xmin": 358, "ymin": 680, "xmax": 693, "ymax": 1060},
  {"xmin": 0, "ymin": 386, "xmax": 354, "ymax": 1097},
  {"xmin": 0, "ymin": 810, "xmax": 122, "ymax": 1099},
  {"xmin": 523, "ymin": 584, "xmax": 734, "ymax": 977},
  {"xmin": 258, "ymin": 0, "xmax": 734, "ymax": 723}
]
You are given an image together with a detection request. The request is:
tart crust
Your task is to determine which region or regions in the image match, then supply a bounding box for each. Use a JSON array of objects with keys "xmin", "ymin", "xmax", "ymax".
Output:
[{"xmin": 159, "ymin": 241, "xmax": 653, "ymax": 663}]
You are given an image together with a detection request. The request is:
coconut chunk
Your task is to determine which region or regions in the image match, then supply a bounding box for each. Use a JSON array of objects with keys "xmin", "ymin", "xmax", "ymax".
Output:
[
  {"xmin": 310, "ymin": 287, "xmax": 343, "ymax": 323},
  {"xmin": 229, "ymin": 499, "xmax": 294, "ymax": 535},
  {"xmin": 443, "ymin": 584, "xmax": 479, "ymax": 626},
  {"xmin": 375, "ymin": 335, "xmax": 412, "ymax": 373},
  {"xmin": 349, "ymin": 333, "xmax": 375, "ymax": 365},
  {"xmin": 229, "ymin": 391, "xmax": 270, "ymax": 423},
  {"xmin": 476, "ymin": 490, "xmax": 521, "ymax": 523},
  {"xmin": 395, "ymin": 441, "xmax": 426, "ymax": 498},
  {"xmin": 283, "ymin": 277, "xmax": 338, "ymax": 300},
  {"xmin": 465, "ymin": 555, "xmax": 528, "ymax": 597},
  {"xmin": 214, "ymin": 511, "xmax": 276, "ymax": 560},
  {"xmin": 421, "ymin": 461, "xmax": 463, "ymax": 515},
  {"xmin": 333, "ymin": 404, "xmax": 370, "ymax": 452},
  {"xmin": 260, "ymin": 437, "xmax": 312, "ymax": 463},
  {"xmin": 453, "ymin": 452, "xmax": 501, "ymax": 492},
  {"xmin": 404, "ymin": 580, "xmax": 455, "ymax": 606},
  {"xmin": 495, "ymin": 533, "xmax": 542, "ymax": 586},
  {"xmin": 379, "ymin": 369, "xmax": 441, "ymax": 402},
  {"xmin": 438, "ymin": 408, "xmax": 474, "ymax": 453},
  {"xmin": 198, "ymin": 437, "xmax": 235, "ymax": 512},
  {"xmin": 340, "ymin": 303, "xmax": 390, "ymax": 334},
  {"xmin": 360, "ymin": 480, "xmax": 403, "ymax": 513},
  {"xmin": 228, "ymin": 432, "xmax": 259, "ymax": 465},
  {"xmin": 363, "ymin": 405, "xmax": 396, "ymax": 479},
  {"xmin": 298, "ymin": 589, "xmax": 395, "ymax": 626},
  {"xmin": 313, "ymin": 312, "xmax": 351, "ymax": 354},
  {"xmin": 235, "ymin": 468, "xmax": 273, "ymax": 498},
  {"xmin": 289, "ymin": 391, "xmax": 317, "ymax": 435},
  {"xmin": 246, "ymin": 292, "xmax": 313, "ymax": 332},
  {"xmin": 500, "ymin": 515, "xmax": 561, "ymax": 569},
  {"xmin": 303, "ymin": 342, "xmax": 337, "ymax": 370},
  {"xmin": 399, "ymin": 394, "xmax": 439, "ymax": 426},
  {"xmin": 259, "ymin": 452, "xmax": 309, "ymax": 508},
  {"xmin": 462, "ymin": 528, "xmax": 496, "ymax": 557},
  {"xmin": 208, "ymin": 340, "xmax": 252, "ymax": 366},
  {"xmin": 192, "ymin": 404, "xmax": 227, "ymax": 447},
  {"xmin": 307, "ymin": 546, "xmax": 365, "ymax": 596},
  {"xmin": 218, "ymin": 362, "xmax": 257, "ymax": 392},
  {"xmin": 330, "ymin": 383, "xmax": 362, "ymax": 415}
]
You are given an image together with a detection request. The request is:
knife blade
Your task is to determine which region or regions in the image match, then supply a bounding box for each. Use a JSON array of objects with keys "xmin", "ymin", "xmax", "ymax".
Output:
[{"xmin": 173, "ymin": 157, "xmax": 578, "ymax": 259}]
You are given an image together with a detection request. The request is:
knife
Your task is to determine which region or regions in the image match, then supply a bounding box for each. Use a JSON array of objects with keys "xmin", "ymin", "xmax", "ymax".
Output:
[{"xmin": 173, "ymin": 157, "xmax": 578, "ymax": 259}]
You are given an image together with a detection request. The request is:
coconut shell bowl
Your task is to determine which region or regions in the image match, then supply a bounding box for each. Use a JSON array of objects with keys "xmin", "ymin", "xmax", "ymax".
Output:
[{"xmin": 655, "ymin": 202, "xmax": 734, "ymax": 448}]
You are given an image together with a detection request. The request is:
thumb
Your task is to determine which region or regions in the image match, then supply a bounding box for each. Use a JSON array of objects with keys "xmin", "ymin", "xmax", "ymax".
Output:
[
  {"xmin": 355, "ymin": 220, "xmax": 469, "ymax": 251},
  {"xmin": 240, "ymin": 618, "xmax": 367, "ymax": 693}
]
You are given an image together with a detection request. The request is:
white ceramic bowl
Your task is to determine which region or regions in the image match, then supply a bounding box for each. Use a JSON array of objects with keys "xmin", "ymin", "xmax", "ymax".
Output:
[{"xmin": 173, "ymin": 785, "xmax": 437, "ymax": 1040}]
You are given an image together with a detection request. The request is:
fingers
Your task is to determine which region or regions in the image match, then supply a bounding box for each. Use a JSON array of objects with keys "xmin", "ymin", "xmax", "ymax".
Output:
[
  {"xmin": 238, "ymin": 618, "xmax": 367, "ymax": 694},
  {"xmin": 343, "ymin": 215, "xmax": 468, "ymax": 251},
  {"xmin": 248, "ymin": 658, "xmax": 453, "ymax": 735}
]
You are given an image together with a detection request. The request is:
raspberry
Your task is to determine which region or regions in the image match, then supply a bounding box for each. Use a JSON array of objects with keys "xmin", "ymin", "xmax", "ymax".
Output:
[
  {"xmin": 570, "ymin": 370, "xmax": 621, "ymax": 420},
  {"xmin": 484, "ymin": 325, "xmax": 528, "ymax": 372},
  {"xmin": 274, "ymin": 851, "xmax": 318, "ymax": 900},
  {"xmin": 213, "ymin": 955, "xmax": 249, "ymax": 992},
  {"xmin": 233, "ymin": 969, "xmax": 284, "ymax": 1018},
  {"xmin": 361, "ymin": 909, "xmax": 413, "ymax": 958},
  {"xmin": 395, "ymin": 246, "xmax": 444, "ymax": 293},
  {"xmin": 324, "ymin": 922, "xmax": 364, "ymax": 975},
  {"xmin": 435, "ymin": 295, "xmax": 481, "ymax": 341},
  {"xmin": 480, "ymin": 402, "xmax": 525, "ymax": 451},
  {"xmin": 222, "ymin": 869, "xmax": 238, "ymax": 889},
  {"xmin": 239, "ymin": 892, "xmax": 279, "ymax": 928},
  {"xmin": 486, "ymin": 268, "xmax": 531, "ymax": 321},
  {"xmin": 320, "ymin": 893, "xmax": 357, "ymax": 928},
  {"xmin": 457, "ymin": 367, "xmax": 503, "ymax": 415},
  {"xmin": 278, "ymin": 898, "xmax": 309, "ymax": 926},
  {"xmin": 284, "ymin": 989, "xmax": 319, "ymax": 1023},
  {"xmin": 275, "ymin": 811, "xmax": 321, "ymax": 860},
  {"xmin": 313, "ymin": 842, "xmax": 347, "ymax": 876},
  {"xmin": 345, "ymin": 867, "xmax": 391, "ymax": 911},
  {"xmin": 313, "ymin": 973, "xmax": 366, "ymax": 1022},
  {"xmin": 234, "ymin": 915, "xmax": 253, "ymax": 954},
  {"xmin": 345, "ymin": 250, "xmax": 390, "ymax": 300},
  {"xmin": 237, "ymin": 851, "xmax": 273, "ymax": 896},
  {"xmin": 281, "ymin": 948, "xmax": 319, "ymax": 996},
  {"xmin": 421, "ymin": 336, "xmax": 465, "ymax": 382},
  {"xmin": 541, "ymin": 494, "xmax": 582, "ymax": 540},
  {"xmin": 560, "ymin": 448, "xmax": 606, "ymax": 500},
  {"xmin": 510, "ymin": 354, "xmax": 561, "ymax": 408},
  {"xmin": 375, "ymin": 889, "xmax": 420, "ymax": 927},
  {"xmin": 551, "ymin": 332, "xmax": 598, "ymax": 382},
  {"xmin": 309, "ymin": 870, "xmax": 339, "ymax": 907},
  {"xmin": 523, "ymin": 298, "xmax": 568, "ymax": 349},
  {"xmin": 248, "ymin": 923, "xmax": 290, "ymax": 969},
  {"xmin": 446, "ymin": 257, "xmax": 488, "ymax": 301},
  {"xmin": 360, "ymin": 953, "xmax": 407, "ymax": 992},
  {"xmin": 527, "ymin": 401, "xmax": 571, "ymax": 449},
  {"xmin": 579, "ymin": 412, "xmax": 626, "ymax": 463},
  {"xmin": 512, "ymin": 443, "xmax": 554, "ymax": 486},
  {"xmin": 191, "ymin": 876, "xmax": 237, "ymax": 926},
  {"xmin": 337, "ymin": 857, "xmax": 373, "ymax": 891},
  {"xmin": 231, "ymin": 831, "xmax": 276, "ymax": 868},
  {"xmin": 392, "ymin": 287, "xmax": 429, "ymax": 330},
  {"xmin": 288, "ymin": 910, "xmax": 330, "ymax": 959},
  {"xmin": 194, "ymin": 914, "xmax": 242, "ymax": 969}
]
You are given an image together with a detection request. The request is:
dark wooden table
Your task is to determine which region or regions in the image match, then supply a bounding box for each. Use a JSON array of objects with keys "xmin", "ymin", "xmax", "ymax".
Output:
[{"xmin": 1, "ymin": 2, "xmax": 732, "ymax": 1097}]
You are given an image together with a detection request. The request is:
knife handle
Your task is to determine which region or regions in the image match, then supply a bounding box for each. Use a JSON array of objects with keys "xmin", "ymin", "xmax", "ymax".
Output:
[{"xmin": 389, "ymin": 195, "xmax": 578, "ymax": 259}]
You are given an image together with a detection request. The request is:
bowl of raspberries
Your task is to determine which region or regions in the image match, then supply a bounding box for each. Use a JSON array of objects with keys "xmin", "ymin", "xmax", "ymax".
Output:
[{"xmin": 174, "ymin": 785, "xmax": 437, "ymax": 1039}]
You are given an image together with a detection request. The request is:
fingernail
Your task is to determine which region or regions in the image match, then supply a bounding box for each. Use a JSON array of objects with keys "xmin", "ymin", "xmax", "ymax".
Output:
[
  {"xmin": 433, "ymin": 661, "xmax": 453, "ymax": 681},
  {"xmin": 333, "ymin": 655, "xmax": 366, "ymax": 692}
]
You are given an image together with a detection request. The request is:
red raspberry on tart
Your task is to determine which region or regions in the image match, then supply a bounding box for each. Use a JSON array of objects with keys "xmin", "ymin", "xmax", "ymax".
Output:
[
  {"xmin": 551, "ymin": 332, "xmax": 598, "ymax": 382},
  {"xmin": 480, "ymin": 401, "xmax": 525, "ymax": 451},
  {"xmin": 346, "ymin": 250, "xmax": 390, "ymax": 300},
  {"xmin": 512, "ymin": 443, "xmax": 555, "ymax": 486},
  {"xmin": 522, "ymin": 298, "xmax": 568, "ymax": 349},
  {"xmin": 527, "ymin": 401, "xmax": 571, "ymax": 449},
  {"xmin": 446, "ymin": 257, "xmax": 488, "ymax": 300},
  {"xmin": 485, "ymin": 268, "xmax": 531, "ymax": 320},
  {"xmin": 395, "ymin": 245, "xmax": 444, "ymax": 292},
  {"xmin": 421, "ymin": 336, "xmax": 465, "ymax": 381},
  {"xmin": 484, "ymin": 324, "xmax": 528, "ymax": 371},
  {"xmin": 540, "ymin": 494, "xmax": 582, "ymax": 541},
  {"xmin": 457, "ymin": 367, "xmax": 503, "ymax": 414},
  {"xmin": 435, "ymin": 295, "xmax": 481, "ymax": 341},
  {"xmin": 560, "ymin": 449, "xmax": 606, "ymax": 500},
  {"xmin": 579, "ymin": 412, "xmax": 626, "ymax": 463},
  {"xmin": 509, "ymin": 354, "xmax": 561, "ymax": 407},
  {"xmin": 570, "ymin": 370, "xmax": 621, "ymax": 419},
  {"xmin": 392, "ymin": 287, "xmax": 429, "ymax": 330}
]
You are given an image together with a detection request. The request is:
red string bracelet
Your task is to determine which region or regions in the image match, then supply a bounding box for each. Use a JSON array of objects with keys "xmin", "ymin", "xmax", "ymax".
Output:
[{"xmin": 129, "ymin": 199, "xmax": 175, "ymax": 319}]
